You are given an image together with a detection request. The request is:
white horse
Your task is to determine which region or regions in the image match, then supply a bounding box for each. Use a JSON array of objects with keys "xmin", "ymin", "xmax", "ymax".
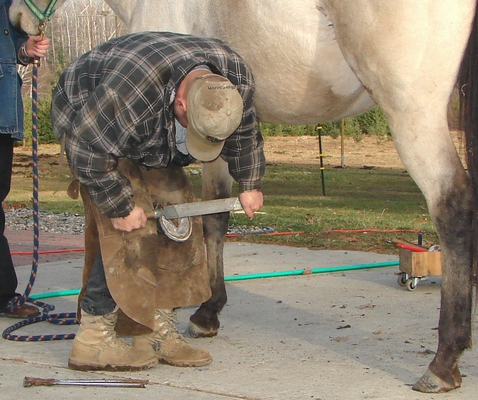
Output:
[{"xmin": 9, "ymin": 0, "xmax": 478, "ymax": 393}]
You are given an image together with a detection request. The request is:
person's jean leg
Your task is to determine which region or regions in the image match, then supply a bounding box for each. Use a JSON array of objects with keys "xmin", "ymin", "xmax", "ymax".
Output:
[
  {"xmin": 0, "ymin": 212, "xmax": 18, "ymax": 309},
  {"xmin": 0, "ymin": 136, "xmax": 18, "ymax": 310},
  {"xmin": 80, "ymin": 249, "xmax": 116, "ymax": 316}
]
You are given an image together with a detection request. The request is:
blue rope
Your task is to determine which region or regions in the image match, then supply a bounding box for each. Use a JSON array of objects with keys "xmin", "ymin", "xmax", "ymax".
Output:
[
  {"xmin": 2, "ymin": 300, "xmax": 76, "ymax": 341},
  {"xmin": 2, "ymin": 54, "xmax": 78, "ymax": 342},
  {"xmin": 4, "ymin": 59, "xmax": 40, "ymax": 314}
]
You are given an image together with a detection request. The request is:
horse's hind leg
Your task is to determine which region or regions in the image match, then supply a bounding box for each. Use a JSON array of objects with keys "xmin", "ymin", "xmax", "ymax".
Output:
[
  {"xmin": 188, "ymin": 157, "xmax": 233, "ymax": 337},
  {"xmin": 326, "ymin": 1, "xmax": 475, "ymax": 392},
  {"xmin": 381, "ymin": 107, "xmax": 473, "ymax": 393},
  {"xmin": 370, "ymin": 102, "xmax": 473, "ymax": 391},
  {"xmin": 412, "ymin": 169, "xmax": 473, "ymax": 392}
]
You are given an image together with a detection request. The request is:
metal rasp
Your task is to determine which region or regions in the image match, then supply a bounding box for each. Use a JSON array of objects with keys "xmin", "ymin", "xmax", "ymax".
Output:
[
  {"xmin": 145, "ymin": 197, "xmax": 243, "ymax": 220},
  {"xmin": 23, "ymin": 376, "xmax": 149, "ymax": 388}
]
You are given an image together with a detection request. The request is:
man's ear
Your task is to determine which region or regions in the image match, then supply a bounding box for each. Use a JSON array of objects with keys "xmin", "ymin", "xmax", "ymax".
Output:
[{"xmin": 174, "ymin": 96, "xmax": 187, "ymax": 113}]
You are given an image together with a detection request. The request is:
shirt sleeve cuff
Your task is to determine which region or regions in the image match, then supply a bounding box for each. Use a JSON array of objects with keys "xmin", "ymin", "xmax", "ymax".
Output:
[
  {"xmin": 18, "ymin": 43, "xmax": 34, "ymax": 65},
  {"xmin": 105, "ymin": 201, "xmax": 135, "ymax": 219},
  {"xmin": 239, "ymin": 180, "xmax": 262, "ymax": 193}
]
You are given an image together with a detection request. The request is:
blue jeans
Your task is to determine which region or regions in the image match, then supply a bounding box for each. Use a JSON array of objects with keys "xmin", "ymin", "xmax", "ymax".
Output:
[
  {"xmin": 80, "ymin": 249, "xmax": 117, "ymax": 316},
  {"xmin": 0, "ymin": 135, "xmax": 18, "ymax": 310}
]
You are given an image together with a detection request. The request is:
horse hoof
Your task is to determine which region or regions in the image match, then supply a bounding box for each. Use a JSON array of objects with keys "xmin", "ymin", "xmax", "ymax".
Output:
[
  {"xmin": 413, "ymin": 369, "xmax": 461, "ymax": 393},
  {"xmin": 187, "ymin": 320, "xmax": 219, "ymax": 338}
]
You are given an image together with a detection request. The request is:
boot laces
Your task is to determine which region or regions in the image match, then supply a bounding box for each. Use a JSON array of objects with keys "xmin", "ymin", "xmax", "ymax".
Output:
[
  {"xmin": 98, "ymin": 313, "xmax": 129, "ymax": 349},
  {"xmin": 155, "ymin": 309, "xmax": 185, "ymax": 342}
]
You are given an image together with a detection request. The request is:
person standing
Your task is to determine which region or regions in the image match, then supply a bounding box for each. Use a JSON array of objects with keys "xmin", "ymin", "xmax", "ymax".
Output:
[{"xmin": 0, "ymin": 0, "xmax": 50, "ymax": 318}]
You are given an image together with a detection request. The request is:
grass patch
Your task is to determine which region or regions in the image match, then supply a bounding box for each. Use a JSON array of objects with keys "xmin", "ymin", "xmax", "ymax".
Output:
[
  {"xmin": 7, "ymin": 156, "xmax": 437, "ymax": 254},
  {"xmin": 186, "ymin": 163, "xmax": 436, "ymax": 253}
]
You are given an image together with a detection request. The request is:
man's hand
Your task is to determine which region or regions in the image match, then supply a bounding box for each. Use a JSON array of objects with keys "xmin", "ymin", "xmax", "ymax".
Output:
[
  {"xmin": 25, "ymin": 36, "xmax": 50, "ymax": 58},
  {"xmin": 239, "ymin": 190, "xmax": 263, "ymax": 219},
  {"xmin": 111, "ymin": 205, "xmax": 147, "ymax": 232}
]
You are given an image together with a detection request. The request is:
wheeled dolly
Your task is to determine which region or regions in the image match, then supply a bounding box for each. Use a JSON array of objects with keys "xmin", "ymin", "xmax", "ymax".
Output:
[{"xmin": 397, "ymin": 248, "xmax": 442, "ymax": 291}]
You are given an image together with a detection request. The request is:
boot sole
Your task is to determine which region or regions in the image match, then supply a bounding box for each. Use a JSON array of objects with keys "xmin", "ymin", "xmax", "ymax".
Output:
[
  {"xmin": 157, "ymin": 356, "xmax": 212, "ymax": 367},
  {"xmin": 68, "ymin": 358, "xmax": 158, "ymax": 372}
]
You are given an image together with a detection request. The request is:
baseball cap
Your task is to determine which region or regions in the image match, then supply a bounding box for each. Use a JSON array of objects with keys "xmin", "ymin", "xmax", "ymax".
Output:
[{"xmin": 186, "ymin": 74, "xmax": 243, "ymax": 161}]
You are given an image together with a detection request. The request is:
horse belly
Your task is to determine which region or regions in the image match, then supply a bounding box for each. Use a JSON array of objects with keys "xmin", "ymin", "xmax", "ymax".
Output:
[{"xmin": 125, "ymin": 0, "xmax": 375, "ymax": 124}]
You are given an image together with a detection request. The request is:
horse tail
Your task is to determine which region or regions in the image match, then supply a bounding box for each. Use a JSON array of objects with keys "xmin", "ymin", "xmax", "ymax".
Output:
[
  {"xmin": 458, "ymin": 1, "xmax": 478, "ymax": 285},
  {"xmin": 459, "ymin": 4, "xmax": 478, "ymax": 186}
]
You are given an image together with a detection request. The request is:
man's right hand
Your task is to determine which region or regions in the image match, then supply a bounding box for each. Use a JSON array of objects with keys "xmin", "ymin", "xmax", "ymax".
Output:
[{"xmin": 110, "ymin": 205, "xmax": 147, "ymax": 232}]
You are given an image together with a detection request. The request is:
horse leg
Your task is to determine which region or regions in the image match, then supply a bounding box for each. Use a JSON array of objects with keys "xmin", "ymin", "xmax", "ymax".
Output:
[
  {"xmin": 379, "ymin": 114, "xmax": 473, "ymax": 392},
  {"xmin": 410, "ymin": 161, "xmax": 473, "ymax": 392},
  {"xmin": 188, "ymin": 157, "xmax": 233, "ymax": 337},
  {"xmin": 324, "ymin": 1, "xmax": 475, "ymax": 391},
  {"xmin": 380, "ymin": 84, "xmax": 473, "ymax": 393},
  {"xmin": 361, "ymin": 102, "xmax": 472, "ymax": 391}
]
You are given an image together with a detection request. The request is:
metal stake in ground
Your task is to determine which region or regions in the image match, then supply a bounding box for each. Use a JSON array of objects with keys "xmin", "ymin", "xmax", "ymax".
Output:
[
  {"xmin": 317, "ymin": 125, "xmax": 326, "ymax": 196},
  {"xmin": 24, "ymin": 376, "xmax": 149, "ymax": 388}
]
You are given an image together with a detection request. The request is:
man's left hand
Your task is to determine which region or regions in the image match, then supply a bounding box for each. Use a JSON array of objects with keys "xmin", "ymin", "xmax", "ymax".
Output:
[{"xmin": 239, "ymin": 190, "xmax": 263, "ymax": 219}]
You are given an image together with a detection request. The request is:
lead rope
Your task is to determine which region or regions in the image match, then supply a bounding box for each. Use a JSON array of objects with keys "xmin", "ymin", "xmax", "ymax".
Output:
[{"xmin": 2, "ymin": 20, "xmax": 77, "ymax": 341}]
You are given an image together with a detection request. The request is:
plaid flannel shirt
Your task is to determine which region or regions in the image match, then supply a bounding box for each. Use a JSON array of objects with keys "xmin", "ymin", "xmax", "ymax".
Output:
[{"xmin": 51, "ymin": 31, "xmax": 265, "ymax": 217}]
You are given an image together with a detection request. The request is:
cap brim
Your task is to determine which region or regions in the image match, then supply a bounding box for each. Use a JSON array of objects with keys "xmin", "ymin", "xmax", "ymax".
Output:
[{"xmin": 186, "ymin": 127, "xmax": 225, "ymax": 162}]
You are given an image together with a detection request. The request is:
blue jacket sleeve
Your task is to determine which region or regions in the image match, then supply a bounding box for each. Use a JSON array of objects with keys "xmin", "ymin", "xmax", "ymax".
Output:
[{"xmin": 4, "ymin": 0, "xmax": 29, "ymax": 60}]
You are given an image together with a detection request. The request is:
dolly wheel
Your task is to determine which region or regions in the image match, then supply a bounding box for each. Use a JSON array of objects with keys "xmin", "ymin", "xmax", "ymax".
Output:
[
  {"xmin": 406, "ymin": 279, "xmax": 417, "ymax": 291},
  {"xmin": 397, "ymin": 273, "xmax": 408, "ymax": 286}
]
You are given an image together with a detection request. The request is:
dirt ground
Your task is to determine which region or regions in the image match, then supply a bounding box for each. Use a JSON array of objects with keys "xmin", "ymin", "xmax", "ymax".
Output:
[
  {"xmin": 12, "ymin": 130, "xmax": 466, "ymax": 171},
  {"xmin": 8, "ymin": 135, "xmax": 409, "ymax": 169},
  {"xmin": 262, "ymin": 132, "xmax": 466, "ymax": 169},
  {"xmin": 265, "ymin": 135, "xmax": 405, "ymax": 168}
]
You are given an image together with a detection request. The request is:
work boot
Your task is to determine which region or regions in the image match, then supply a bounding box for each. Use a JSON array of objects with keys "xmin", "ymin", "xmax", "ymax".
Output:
[
  {"xmin": 133, "ymin": 309, "xmax": 212, "ymax": 367},
  {"xmin": 69, "ymin": 308, "xmax": 158, "ymax": 371}
]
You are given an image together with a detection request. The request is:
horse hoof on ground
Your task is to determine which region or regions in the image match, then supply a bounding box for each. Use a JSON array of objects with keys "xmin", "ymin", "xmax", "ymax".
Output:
[
  {"xmin": 188, "ymin": 307, "xmax": 221, "ymax": 338},
  {"xmin": 412, "ymin": 368, "xmax": 461, "ymax": 393},
  {"xmin": 187, "ymin": 319, "xmax": 219, "ymax": 338}
]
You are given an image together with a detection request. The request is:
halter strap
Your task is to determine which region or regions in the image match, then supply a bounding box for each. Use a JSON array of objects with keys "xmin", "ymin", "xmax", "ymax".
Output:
[{"xmin": 23, "ymin": 0, "xmax": 58, "ymax": 22}]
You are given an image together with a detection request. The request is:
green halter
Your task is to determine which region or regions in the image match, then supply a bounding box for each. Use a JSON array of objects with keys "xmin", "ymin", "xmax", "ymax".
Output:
[{"xmin": 23, "ymin": 0, "xmax": 58, "ymax": 22}]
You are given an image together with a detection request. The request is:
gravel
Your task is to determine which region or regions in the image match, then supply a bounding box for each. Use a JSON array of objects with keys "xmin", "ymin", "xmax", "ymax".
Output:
[
  {"xmin": 5, "ymin": 207, "xmax": 85, "ymax": 235},
  {"xmin": 4, "ymin": 207, "xmax": 274, "ymax": 236}
]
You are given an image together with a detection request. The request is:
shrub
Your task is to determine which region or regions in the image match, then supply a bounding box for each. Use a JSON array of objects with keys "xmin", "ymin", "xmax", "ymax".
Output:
[
  {"xmin": 22, "ymin": 93, "xmax": 56, "ymax": 144},
  {"xmin": 260, "ymin": 123, "xmax": 317, "ymax": 137},
  {"xmin": 260, "ymin": 106, "xmax": 391, "ymax": 140},
  {"xmin": 354, "ymin": 106, "xmax": 391, "ymax": 136}
]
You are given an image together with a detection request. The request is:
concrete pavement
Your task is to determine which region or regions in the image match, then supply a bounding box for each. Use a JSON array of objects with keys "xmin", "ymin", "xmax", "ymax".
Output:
[{"xmin": 1, "ymin": 241, "xmax": 477, "ymax": 400}]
